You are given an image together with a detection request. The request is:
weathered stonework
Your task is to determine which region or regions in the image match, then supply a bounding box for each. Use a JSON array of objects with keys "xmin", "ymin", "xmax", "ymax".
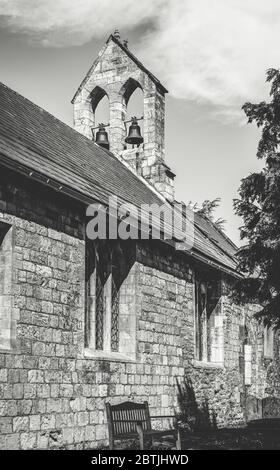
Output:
[
  {"xmin": 0, "ymin": 166, "xmax": 279, "ymax": 449},
  {"xmin": 72, "ymin": 34, "xmax": 175, "ymax": 201}
]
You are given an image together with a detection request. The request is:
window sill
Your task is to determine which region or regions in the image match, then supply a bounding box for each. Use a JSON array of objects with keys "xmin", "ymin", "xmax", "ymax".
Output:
[
  {"xmin": 0, "ymin": 346, "xmax": 18, "ymax": 354},
  {"xmin": 84, "ymin": 348, "xmax": 136, "ymax": 363},
  {"xmin": 193, "ymin": 360, "xmax": 224, "ymax": 370}
]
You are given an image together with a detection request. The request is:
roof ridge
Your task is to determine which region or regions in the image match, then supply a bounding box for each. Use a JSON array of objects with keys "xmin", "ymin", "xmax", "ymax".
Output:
[{"xmin": 108, "ymin": 34, "xmax": 168, "ymax": 94}]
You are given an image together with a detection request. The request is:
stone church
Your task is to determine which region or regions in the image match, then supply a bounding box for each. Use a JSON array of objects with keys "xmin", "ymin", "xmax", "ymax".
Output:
[{"xmin": 0, "ymin": 31, "xmax": 279, "ymax": 449}]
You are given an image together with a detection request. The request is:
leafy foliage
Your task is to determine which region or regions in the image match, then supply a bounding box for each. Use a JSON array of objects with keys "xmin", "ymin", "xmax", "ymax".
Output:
[
  {"xmin": 193, "ymin": 198, "xmax": 226, "ymax": 231},
  {"xmin": 233, "ymin": 69, "xmax": 280, "ymax": 327}
]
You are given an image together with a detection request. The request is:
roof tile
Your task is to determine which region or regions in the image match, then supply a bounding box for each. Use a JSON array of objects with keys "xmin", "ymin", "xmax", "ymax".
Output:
[{"xmin": 0, "ymin": 82, "xmax": 237, "ymax": 274}]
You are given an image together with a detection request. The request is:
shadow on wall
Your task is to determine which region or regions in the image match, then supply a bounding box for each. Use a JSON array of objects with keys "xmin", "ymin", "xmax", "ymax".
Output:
[{"xmin": 176, "ymin": 376, "xmax": 217, "ymax": 431}]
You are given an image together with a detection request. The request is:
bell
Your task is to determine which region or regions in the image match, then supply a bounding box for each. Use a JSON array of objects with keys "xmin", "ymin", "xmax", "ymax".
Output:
[
  {"xmin": 125, "ymin": 117, "xmax": 143, "ymax": 146},
  {"xmin": 95, "ymin": 124, "xmax": 109, "ymax": 150}
]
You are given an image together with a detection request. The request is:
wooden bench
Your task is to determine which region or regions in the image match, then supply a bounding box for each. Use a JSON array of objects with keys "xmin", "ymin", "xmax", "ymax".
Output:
[{"xmin": 106, "ymin": 401, "xmax": 182, "ymax": 450}]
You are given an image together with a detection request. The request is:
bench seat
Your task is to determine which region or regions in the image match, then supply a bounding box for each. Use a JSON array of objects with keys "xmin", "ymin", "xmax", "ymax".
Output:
[{"xmin": 106, "ymin": 401, "xmax": 182, "ymax": 450}]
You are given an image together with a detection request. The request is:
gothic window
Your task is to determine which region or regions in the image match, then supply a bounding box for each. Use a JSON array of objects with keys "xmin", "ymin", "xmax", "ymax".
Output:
[
  {"xmin": 264, "ymin": 325, "xmax": 274, "ymax": 358},
  {"xmin": 194, "ymin": 275, "xmax": 223, "ymax": 363},
  {"xmin": 0, "ymin": 222, "xmax": 14, "ymax": 350},
  {"xmin": 95, "ymin": 259, "xmax": 105, "ymax": 350},
  {"xmin": 85, "ymin": 240, "xmax": 136, "ymax": 359},
  {"xmin": 195, "ymin": 280, "xmax": 207, "ymax": 361},
  {"xmin": 111, "ymin": 267, "xmax": 120, "ymax": 352}
]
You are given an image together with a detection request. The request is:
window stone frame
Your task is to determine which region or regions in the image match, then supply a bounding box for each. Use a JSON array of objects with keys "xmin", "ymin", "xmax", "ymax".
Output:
[
  {"xmin": 0, "ymin": 220, "xmax": 16, "ymax": 351},
  {"xmin": 84, "ymin": 240, "xmax": 137, "ymax": 362},
  {"xmin": 193, "ymin": 271, "xmax": 224, "ymax": 366}
]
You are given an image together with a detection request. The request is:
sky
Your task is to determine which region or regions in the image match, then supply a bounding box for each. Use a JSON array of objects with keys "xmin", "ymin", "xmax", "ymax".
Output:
[{"xmin": 0, "ymin": 0, "xmax": 278, "ymax": 244}]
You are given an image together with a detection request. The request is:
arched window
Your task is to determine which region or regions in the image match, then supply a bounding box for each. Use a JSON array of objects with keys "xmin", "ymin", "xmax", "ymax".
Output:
[
  {"xmin": 121, "ymin": 78, "xmax": 142, "ymax": 106},
  {"xmin": 126, "ymin": 87, "xmax": 144, "ymax": 137},
  {"xmin": 91, "ymin": 86, "xmax": 107, "ymax": 114},
  {"xmin": 90, "ymin": 86, "xmax": 110, "ymax": 141},
  {"xmin": 120, "ymin": 79, "xmax": 144, "ymax": 147}
]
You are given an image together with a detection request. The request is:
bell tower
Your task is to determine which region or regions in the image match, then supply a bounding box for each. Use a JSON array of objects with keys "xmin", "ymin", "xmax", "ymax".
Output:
[{"xmin": 72, "ymin": 30, "xmax": 175, "ymax": 201}]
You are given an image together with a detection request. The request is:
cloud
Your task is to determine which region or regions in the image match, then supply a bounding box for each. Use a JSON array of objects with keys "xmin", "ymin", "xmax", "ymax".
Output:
[
  {"xmin": 0, "ymin": 0, "xmax": 164, "ymax": 45},
  {"xmin": 137, "ymin": 0, "xmax": 280, "ymax": 121},
  {"xmin": 1, "ymin": 0, "xmax": 280, "ymax": 120}
]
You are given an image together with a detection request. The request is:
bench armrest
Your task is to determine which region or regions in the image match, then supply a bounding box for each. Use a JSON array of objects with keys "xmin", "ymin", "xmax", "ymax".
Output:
[
  {"xmin": 109, "ymin": 419, "xmax": 145, "ymax": 423},
  {"xmin": 150, "ymin": 415, "xmax": 177, "ymax": 419}
]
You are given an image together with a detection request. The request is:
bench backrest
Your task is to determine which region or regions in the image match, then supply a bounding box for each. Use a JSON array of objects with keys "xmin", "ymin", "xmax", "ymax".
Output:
[{"xmin": 106, "ymin": 401, "xmax": 151, "ymax": 438}]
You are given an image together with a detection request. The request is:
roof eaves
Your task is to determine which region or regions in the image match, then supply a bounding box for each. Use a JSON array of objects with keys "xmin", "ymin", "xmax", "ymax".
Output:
[
  {"xmin": 197, "ymin": 212, "xmax": 238, "ymax": 251},
  {"xmin": 0, "ymin": 146, "xmax": 240, "ymax": 277},
  {"xmin": 0, "ymin": 82, "xmax": 239, "ymax": 276},
  {"xmin": 0, "ymin": 150, "xmax": 98, "ymax": 207},
  {"xmin": 195, "ymin": 222, "xmax": 237, "ymax": 263}
]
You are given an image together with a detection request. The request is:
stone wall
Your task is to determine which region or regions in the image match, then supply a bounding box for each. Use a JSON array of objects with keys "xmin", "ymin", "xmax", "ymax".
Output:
[
  {"xmin": 0, "ymin": 167, "xmax": 280, "ymax": 449},
  {"xmin": 137, "ymin": 243, "xmax": 247, "ymax": 427},
  {"xmin": 134, "ymin": 243, "xmax": 280, "ymax": 429}
]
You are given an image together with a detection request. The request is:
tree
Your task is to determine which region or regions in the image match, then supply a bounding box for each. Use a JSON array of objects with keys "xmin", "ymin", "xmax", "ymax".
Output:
[
  {"xmin": 233, "ymin": 68, "xmax": 280, "ymax": 327},
  {"xmin": 192, "ymin": 198, "xmax": 226, "ymax": 231}
]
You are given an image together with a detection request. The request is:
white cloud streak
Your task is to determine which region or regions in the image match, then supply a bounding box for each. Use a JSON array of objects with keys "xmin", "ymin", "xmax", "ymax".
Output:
[{"xmin": 1, "ymin": 0, "xmax": 280, "ymax": 120}]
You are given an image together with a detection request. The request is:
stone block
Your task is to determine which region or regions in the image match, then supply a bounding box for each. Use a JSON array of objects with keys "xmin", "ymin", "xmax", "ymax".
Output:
[
  {"xmin": 28, "ymin": 370, "xmax": 44, "ymax": 383},
  {"xmin": 62, "ymin": 427, "xmax": 74, "ymax": 445},
  {"xmin": 37, "ymin": 432, "xmax": 49, "ymax": 449},
  {"xmin": 13, "ymin": 416, "xmax": 29, "ymax": 432},
  {"xmin": 41, "ymin": 414, "xmax": 55, "ymax": 430},
  {"xmin": 13, "ymin": 384, "xmax": 24, "ymax": 399},
  {"xmin": 0, "ymin": 369, "xmax": 8, "ymax": 382},
  {"xmin": 47, "ymin": 398, "xmax": 62, "ymax": 413},
  {"xmin": 29, "ymin": 414, "xmax": 41, "ymax": 431},
  {"xmin": 0, "ymin": 417, "xmax": 12, "ymax": 434},
  {"xmin": 20, "ymin": 432, "xmax": 37, "ymax": 450}
]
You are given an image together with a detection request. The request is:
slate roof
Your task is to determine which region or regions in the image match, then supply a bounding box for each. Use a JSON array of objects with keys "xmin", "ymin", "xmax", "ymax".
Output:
[{"xmin": 0, "ymin": 82, "xmax": 238, "ymax": 275}]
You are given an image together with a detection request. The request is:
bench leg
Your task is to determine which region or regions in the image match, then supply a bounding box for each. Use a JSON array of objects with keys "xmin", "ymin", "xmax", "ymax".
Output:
[
  {"xmin": 109, "ymin": 436, "xmax": 114, "ymax": 450},
  {"xmin": 139, "ymin": 433, "xmax": 144, "ymax": 450},
  {"xmin": 136, "ymin": 424, "xmax": 144, "ymax": 450},
  {"xmin": 176, "ymin": 429, "xmax": 182, "ymax": 450}
]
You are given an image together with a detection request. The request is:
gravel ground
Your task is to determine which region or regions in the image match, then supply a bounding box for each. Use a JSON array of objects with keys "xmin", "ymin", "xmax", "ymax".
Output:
[{"xmin": 117, "ymin": 428, "xmax": 280, "ymax": 450}]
